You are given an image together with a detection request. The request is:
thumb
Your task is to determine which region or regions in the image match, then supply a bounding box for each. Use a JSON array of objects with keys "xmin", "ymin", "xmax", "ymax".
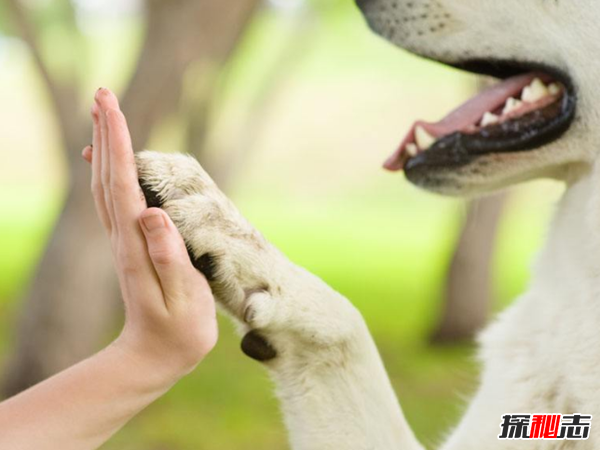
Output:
[{"xmin": 139, "ymin": 208, "xmax": 195, "ymax": 301}]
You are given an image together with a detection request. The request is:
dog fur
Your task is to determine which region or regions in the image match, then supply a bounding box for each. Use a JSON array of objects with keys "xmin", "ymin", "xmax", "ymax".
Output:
[{"xmin": 136, "ymin": 0, "xmax": 600, "ymax": 447}]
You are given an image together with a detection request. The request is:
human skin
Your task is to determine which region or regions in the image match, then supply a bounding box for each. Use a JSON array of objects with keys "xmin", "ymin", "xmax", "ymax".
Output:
[{"xmin": 0, "ymin": 88, "xmax": 218, "ymax": 450}]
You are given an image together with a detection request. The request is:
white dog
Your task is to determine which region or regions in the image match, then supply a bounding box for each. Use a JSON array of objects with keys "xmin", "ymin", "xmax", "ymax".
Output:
[{"xmin": 135, "ymin": 0, "xmax": 600, "ymax": 448}]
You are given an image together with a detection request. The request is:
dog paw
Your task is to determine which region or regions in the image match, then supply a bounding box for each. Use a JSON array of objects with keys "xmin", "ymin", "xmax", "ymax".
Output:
[
  {"xmin": 136, "ymin": 151, "xmax": 364, "ymax": 363},
  {"xmin": 242, "ymin": 289, "xmax": 275, "ymax": 329}
]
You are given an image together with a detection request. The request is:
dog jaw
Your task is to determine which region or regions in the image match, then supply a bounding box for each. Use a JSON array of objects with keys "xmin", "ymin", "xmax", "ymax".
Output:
[{"xmin": 356, "ymin": 0, "xmax": 600, "ymax": 195}]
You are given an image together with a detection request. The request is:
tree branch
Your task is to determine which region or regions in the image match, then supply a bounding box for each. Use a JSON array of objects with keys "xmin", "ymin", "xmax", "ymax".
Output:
[
  {"xmin": 6, "ymin": 0, "xmax": 84, "ymax": 162},
  {"xmin": 120, "ymin": 0, "xmax": 263, "ymax": 151}
]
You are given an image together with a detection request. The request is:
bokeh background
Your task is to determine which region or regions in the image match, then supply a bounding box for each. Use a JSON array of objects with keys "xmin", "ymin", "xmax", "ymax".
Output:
[{"xmin": 0, "ymin": 0, "xmax": 565, "ymax": 449}]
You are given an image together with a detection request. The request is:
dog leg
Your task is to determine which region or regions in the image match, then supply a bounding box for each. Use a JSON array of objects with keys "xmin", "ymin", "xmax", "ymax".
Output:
[{"xmin": 136, "ymin": 151, "xmax": 424, "ymax": 450}]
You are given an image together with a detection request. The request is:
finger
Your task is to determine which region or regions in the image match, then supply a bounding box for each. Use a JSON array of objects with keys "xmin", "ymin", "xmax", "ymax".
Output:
[
  {"xmin": 91, "ymin": 103, "xmax": 112, "ymax": 232},
  {"xmin": 139, "ymin": 208, "xmax": 208, "ymax": 308},
  {"xmin": 106, "ymin": 107, "xmax": 146, "ymax": 231},
  {"xmin": 95, "ymin": 89, "xmax": 119, "ymax": 230},
  {"xmin": 82, "ymin": 145, "xmax": 92, "ymax": 163},
  {"xmin": 95, "ymin": 90, "xmax": 162, "ymax": 309},
  {"xmin": 106, "ymin": 106, "xmax": 158, "ymax": 295},
  {"xmin": 101, "ymin": 94, "xmax": 153, "ymax": 283}
]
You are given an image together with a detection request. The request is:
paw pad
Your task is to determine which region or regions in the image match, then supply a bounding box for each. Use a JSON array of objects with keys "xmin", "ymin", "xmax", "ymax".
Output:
[
  {"xmin": 241, "ymin": 331, "xmax": 277, "ymax": 362},
  {"xmin": 187, "ymin": 250, "xmax": 218, "ymax": 282},
  {"xmin": 139, "ymin": 179, "xmax": 163, "ymax": 208}
]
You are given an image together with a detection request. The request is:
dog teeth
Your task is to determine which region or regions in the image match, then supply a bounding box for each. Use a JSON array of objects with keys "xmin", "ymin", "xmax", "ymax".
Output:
[
  {"xmin": 414, "ymin": 126, "xmax": 436, "ymax": 150},
  {"xmin": 503, "ymin": 97, "xmax": 523, "ymax": 115},
  {"xmin": 405, "ymin": 143, "xmax": 418, "ymax": 157},
  {"xmin": 521, "ymin": 78, "xmax": 550, "ymax": 103},
  {"xmin": 480, "ymin": 112, "xmax": 500, "ymax": 127},
  {"xmin": 548, "ymin": 83, "xmax": 561, "ymax": 96}
]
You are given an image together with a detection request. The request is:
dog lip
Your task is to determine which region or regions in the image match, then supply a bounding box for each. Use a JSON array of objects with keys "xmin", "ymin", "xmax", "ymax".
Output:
[
  {"xmin": 404, "ymin": 83, "xmax": 577, "ymax": 176},
  {"xmin": 388, "ymin": 59, "xmax": 577, "ymax": 175},
  {"xmin": 385, "ymin": 72, "xmax": 557, "ymax": 170},
  {"xmin": 450, "ymin": 59, "xmax": 574, "ymax": 89}
]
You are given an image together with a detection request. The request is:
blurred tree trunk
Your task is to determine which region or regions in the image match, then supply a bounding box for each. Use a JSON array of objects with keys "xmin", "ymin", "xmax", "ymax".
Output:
[
  {"xmin": 198, "ymin": 2, "xmax": 318, "ymax": 191},
  {"xmin": 3, "ymin": 0, "xmax": 262, "ymax": 397},
  {"xmin": 432, "ymin": 193, "xmax": 506, "ymax": 343},
  {"xmin": 430, "ymin": 77, "xmax": 507, "ymax": 343}
]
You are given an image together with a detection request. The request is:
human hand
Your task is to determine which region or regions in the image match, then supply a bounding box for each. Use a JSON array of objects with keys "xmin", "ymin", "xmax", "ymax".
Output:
[{"xmin": 82, "ymin": 88, "xmax": 218, "ymax": 383}]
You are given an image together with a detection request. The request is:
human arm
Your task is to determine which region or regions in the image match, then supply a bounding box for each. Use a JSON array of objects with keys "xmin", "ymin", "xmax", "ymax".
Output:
[{"xmin": 0, "ymin": 88, "xmax": 217, "ymax": 450}]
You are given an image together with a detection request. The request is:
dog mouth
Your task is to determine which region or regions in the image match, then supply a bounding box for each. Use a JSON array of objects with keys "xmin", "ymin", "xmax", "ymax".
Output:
[{"xmin": 384, "ymin": 61, "xmax": 577, "ymax": 174}]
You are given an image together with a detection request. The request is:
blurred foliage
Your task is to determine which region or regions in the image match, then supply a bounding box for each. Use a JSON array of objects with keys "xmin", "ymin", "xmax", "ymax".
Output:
[
  {"xmin": 0, "ymin": 2, "xmax": 9, "ymax": 34},
  {"xmin": 0, "ymin": 0, "xmax": 84, "ymax": 77}
]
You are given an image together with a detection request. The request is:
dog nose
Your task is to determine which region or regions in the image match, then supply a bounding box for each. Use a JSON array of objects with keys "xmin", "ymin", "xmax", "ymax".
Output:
[{"xmin": 355, "ymin": 0, "xmax": 376, "ymax": 13}]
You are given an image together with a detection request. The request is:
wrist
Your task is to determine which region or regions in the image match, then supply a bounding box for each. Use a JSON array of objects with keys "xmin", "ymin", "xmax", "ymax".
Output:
[{"xmin": 107, "ymin": 335, "xmax": 195, "ymax": 390}]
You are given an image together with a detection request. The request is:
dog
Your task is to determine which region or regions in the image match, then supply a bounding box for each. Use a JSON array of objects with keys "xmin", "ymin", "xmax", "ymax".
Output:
[{"xmin": 136, "ymin": 0, "xmax": 600, "ymax": 448}]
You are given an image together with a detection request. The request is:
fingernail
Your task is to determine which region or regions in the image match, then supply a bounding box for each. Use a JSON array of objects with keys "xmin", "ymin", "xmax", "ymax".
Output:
[
  {"xmin": 94, "ymin": 88, "xmax": 104, "ymax": 103},
  {"xmin": 142, "ymin": 213, "xmax": 165, "ymax": 232}
]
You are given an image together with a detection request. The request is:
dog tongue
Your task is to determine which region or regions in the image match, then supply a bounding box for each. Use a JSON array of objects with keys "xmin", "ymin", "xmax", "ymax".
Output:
[{"xmin": 384, "ymin": 72, "xmax": 545, "ymax": 171}]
